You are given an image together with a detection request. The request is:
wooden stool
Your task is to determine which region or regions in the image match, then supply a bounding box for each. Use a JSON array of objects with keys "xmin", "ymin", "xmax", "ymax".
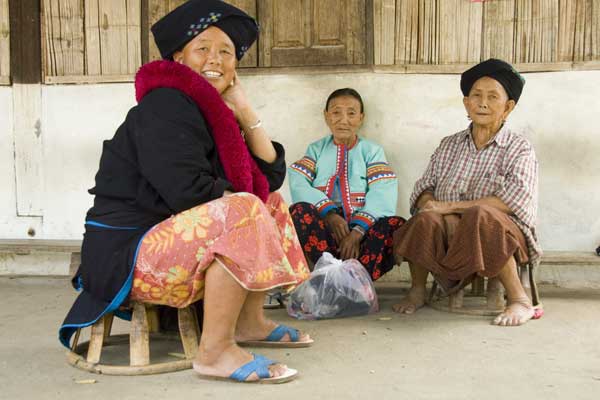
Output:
[
  {"xmin": 66, "ymin": 302, "xmax": 201, "ymax": 375},
  {"xmin": 428, "ymin": 263, "xmax": 541, "ymax": 316}
]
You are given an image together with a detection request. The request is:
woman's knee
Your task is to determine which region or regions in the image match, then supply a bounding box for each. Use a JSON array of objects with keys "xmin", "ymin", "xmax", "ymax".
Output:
[
  {"xmin": 463, "ymin": 204, "xmax": 503, "ymax": 223},
  {"xmin": 411, "ymin": 211, "xmax": 444, "ymax": 229},
  {"xmin": 289, "ymin": 202, "xmax": 318, "ymax": 215},
  {"xmin": 230, "ymin": 192, "xmax": 271, "ymax": 217}
]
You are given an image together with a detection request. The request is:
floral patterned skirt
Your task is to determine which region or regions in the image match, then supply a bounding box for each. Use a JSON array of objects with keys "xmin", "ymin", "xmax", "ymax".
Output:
[
  {"xmin": 290, "ymin": 202, "xmax": 406, "ymax": 281},
  {"xmin": 131, "ymin": 192, "xmax": 310, "ymax": 308}
]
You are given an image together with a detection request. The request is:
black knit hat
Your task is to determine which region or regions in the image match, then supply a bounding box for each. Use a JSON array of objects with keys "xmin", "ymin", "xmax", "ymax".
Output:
[
  {"xmin": 151, "ymin": 0, "xmax": 258, "ymax": 60},
  {"xmin": 460, "ymin": 58, "xmax": 526, "ymax": 103}
]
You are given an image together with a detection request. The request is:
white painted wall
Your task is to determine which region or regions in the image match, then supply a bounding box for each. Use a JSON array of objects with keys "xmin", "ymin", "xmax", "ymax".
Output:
[{"xmin": 1, "ymin": 70, "xmax": 599, "ymax": 254}]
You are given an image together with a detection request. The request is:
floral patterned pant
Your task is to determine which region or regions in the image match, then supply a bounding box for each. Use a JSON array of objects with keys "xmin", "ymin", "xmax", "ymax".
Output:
[
  {"xmin": 290, "ymin": 202, "xmax": 405, "ymax": 281},
  {"xmin": 131, "ymin": 192, "xmax": 310, "ymax": 308}
]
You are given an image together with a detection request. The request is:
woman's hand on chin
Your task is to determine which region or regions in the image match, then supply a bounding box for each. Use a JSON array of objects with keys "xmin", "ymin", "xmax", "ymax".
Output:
[{"xmin": 221, "ymin": 71, "xmax": 251, "ymax": 122}]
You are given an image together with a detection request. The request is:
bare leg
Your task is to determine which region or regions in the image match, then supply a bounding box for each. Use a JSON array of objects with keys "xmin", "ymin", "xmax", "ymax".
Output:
[
  {"xmin": 193, "ymin": 261, "xmax": 288, "ymax": 380},
  {"xmin": 392, "ymin": 213, "xmax": 460, "ymax": 314},
  {"xmin": 392, "ymin": 262, "xmax": 429, "ymax": 314},
  {"xmin": 235, "ymin": 291, "xmax": 311, "ymax": 343},
  {"xmin": 492, "ymin": 257, "xmax": 535, "ymax": 326}
]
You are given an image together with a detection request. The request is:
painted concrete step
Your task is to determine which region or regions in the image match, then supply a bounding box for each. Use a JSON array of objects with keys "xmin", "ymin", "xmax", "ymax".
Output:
[{"xmin": 1, "ymin": 240, "xmax": 600, "ymax": 287}]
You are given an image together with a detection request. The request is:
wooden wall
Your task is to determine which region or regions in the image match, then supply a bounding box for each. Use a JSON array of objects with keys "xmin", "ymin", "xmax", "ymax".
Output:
[
  {"xmin": 0, "ymin": 0, "xmax": 598, "ymax": 85},
  {"xmin": 0, "ymin": 0, "xmax": 9, "ymax": 84},
  {"xmin": 374, "ymin": 0, "xmax": 600, "ymax": 71},
  {"xmin": 42, "ymin": 0, "xmax": 141, "ymax": 84}
]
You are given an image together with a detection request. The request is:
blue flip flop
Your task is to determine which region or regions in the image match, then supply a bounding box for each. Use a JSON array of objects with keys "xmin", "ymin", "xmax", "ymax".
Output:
[
  {"xmin": 194, "ymin": 354, "xmax": 298, "ymax": 384},
  {"xmin": 238, "ymin": 324, "xmax": 314, "ymax": 348}
]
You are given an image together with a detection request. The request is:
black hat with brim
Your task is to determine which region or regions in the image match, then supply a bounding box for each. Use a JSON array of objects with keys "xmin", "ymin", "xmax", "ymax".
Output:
[
  {"xmin": 151, "ymin": 0, "xmax": 258, "ymax": 61},
  {"xmin": 460, "ymin": 58, "xmax": 526, "ymax": 103}
]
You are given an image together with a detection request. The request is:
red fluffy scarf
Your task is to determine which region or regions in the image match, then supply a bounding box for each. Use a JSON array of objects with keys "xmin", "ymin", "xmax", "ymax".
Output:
[{"xmin": 134, "ymin": 60, "xmax": 270, "ymax": 202}]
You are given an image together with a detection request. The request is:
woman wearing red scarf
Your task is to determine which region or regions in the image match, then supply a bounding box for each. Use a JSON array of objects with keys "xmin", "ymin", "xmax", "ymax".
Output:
[{"xmin": 59, "ymin": 0, "xmax": 311, "ymax": 383}]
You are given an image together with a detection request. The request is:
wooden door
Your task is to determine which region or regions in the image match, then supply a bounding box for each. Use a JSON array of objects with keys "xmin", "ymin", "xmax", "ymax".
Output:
[{"xmin": 258, "ymin": 0, "xmax": 367, "ymax": 67}]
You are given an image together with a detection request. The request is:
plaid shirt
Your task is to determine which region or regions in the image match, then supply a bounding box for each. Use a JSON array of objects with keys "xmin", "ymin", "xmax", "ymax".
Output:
[{"xmin": 410, "ymin": 124, "xmax": 542, "ymax": 264}]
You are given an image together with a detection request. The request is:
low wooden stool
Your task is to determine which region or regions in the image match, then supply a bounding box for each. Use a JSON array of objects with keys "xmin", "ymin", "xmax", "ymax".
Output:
[
  {"xmin": 66, "ymin": 302, "xmax": 201, "ymax": 375},
  {"xmin": 427, "ymin": 263, "xmax": 541, "ymax": 316}
]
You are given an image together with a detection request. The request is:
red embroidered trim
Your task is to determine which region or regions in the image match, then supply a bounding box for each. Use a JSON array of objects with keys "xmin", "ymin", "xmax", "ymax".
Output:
[{"xmin": 134, "ymin": 60, "xmax": 269, "ymax": 202}]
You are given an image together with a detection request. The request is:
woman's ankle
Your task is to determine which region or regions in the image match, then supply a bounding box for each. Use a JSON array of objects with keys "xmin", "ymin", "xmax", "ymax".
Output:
[{"xmin": 195, "ymin": 337, "xmax": 236, "ymax": 365}]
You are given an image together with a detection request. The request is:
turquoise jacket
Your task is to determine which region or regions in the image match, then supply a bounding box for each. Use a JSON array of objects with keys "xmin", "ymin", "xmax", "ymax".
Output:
[{"xmin": 289, "ymin": 135, "xmax": 398, "ymax": 231}]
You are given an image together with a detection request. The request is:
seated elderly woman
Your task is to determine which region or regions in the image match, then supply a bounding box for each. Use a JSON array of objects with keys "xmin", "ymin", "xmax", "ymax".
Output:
[
  {"xmin": 59, "ymin": 0, "xmax": 311, "ymax": 384},
  {"xmin": 289, "ymin": 88, "xmax": 405, "ymax": 281},
  {"xmin": 393, "ymin": 59, "xmax": 542, "ymax": 326}
]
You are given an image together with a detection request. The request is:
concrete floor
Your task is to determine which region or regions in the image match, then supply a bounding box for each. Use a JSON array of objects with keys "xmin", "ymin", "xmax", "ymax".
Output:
[{"xmin": 1, "ymin": 277, "xmax": 599, "ymax": 400}]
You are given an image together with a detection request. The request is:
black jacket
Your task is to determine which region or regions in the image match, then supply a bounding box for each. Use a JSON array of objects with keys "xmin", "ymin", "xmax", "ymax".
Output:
[{"xmin": 60, "ymin": 87, "xmax": 286, "ymax": 347}]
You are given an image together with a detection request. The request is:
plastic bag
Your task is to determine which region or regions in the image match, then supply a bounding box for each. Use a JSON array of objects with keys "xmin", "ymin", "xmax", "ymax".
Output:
[{"xmin": 287, "ymin": 252, "xmax": 379, "ymax": 320}]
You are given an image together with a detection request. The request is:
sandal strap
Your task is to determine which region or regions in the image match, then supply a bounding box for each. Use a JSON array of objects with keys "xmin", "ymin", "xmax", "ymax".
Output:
[
  {"xmin": 229, "ymin": 354, "xmax": 275, "ymax": 382},
  {"xmin": 265, "ymin": 324, "xmax": 299, "ymax": 342}
]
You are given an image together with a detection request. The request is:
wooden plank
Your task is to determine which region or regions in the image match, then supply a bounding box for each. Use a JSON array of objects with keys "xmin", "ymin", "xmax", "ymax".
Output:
[
  {"xmin": 418, "ymin": 0, "xmax": 437, "ymax": 64},
  {"xmin": 540, "ymin": 251, "xmax": 600, "ymax": 265},
  {"xmin": 42, "ymin": 0, "xmax": 85, "ymax": 77},
  {"xmin": 346, "ymin": 0, "xmax": 367, "ymax": 64},
  {"xmin": 42, "ymin": 59, "xmax": 600, "ymax": 81},
  {"xmin": 9, "ymin": 0, "xmax": 42, "ymax": 83},
  {"xmin": 437, "ymin": 0, "xmax": 482, "ymax": 64},
  {"xmin": 483, "ymin": 0, "xmax": 515, "ymax": 62},
  {"xmin": 515, "ymin": 0, "xmax": 558, "ymax": 63},
  {"xmin": 12, "ymin": 83, "xmax": 44, "ymax": 216},
  {"xmin": 178, "ymin": 306, "xmax": 200, "ymax": 359},
  {"xmin": 126, "ymin": 0, "xmax": 141, "ymax": 73},
  {"xmin": 86, "ymin": 317, "xmax": 106, "ymax": 364},
  {"xmin": 146, "ymin": 0, "xmax": 167, "ymax": 62},
  {"xmin": 84, "ymin": 0, "xmax": 141, "ymax": 76},
  {"xmin": 593, "ymin": 0, "xmax": 600, "ymax": 60},
  {"xmin": 44, "ymin": 74, "xmax": 133, "ymax": 84},
  {"xmin": 130, "ymin": 302, "xmax": 150, "ymax": 366},
  {"xmin": 375, "ymin": 60, "xmax": 600, "ymax": 73},
  {"xmin": 227, "ymin": 0, "xmax": 258, "ymax": 68},
  {"xmin": 557, "ymin": 0, "xmax": 577, "ymax": 62},
  {"xmin": 0, "ymin": 239, "xmax": 82, "ymax": 254},
  {"xmin": 395, "ymin": 0, "xmax": 419, "ymax": 64},
  {"xmin": 373, "ymin": 0, "xmax": 396, "ymax": 65},
  {"xmin": 84, "ymin": 0, "xmax": 101, "ymax": 75},
  {"xmin": 0, "ymin": 0, "xmax": 9, "ymax": 79},
  {"xmin": 98, "ymin": 0, "xmax": 129, "ymax": 74},
  {"xmin": 257, "ymin": 0, "xmax": 273, "ymax": 66}
]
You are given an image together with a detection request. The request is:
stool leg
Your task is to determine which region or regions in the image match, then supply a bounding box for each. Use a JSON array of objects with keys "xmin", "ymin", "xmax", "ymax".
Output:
[
  {"xmin": 130, "ymin": 302, "xmax": 150, "ymax": 366},
  {"xmin": 471, "ymin": 276, "xmax": 485, "ymax": 296},
  {"xmin": 486, "ymin": 277, "xmax": 505, "ymax": 310},
  {"xmin": 87, "ymin": 316, "xmax": 108, "ymax": 364},
  {"xmin": 427, "ymin": 281, "xmax": 438, "ymax": 304},
  {"xmin": 178, "ymin": 306, "xmax": 200, "ymax": 359},
  {"xmin": 449, "ymin": 289, "xmax": 464, "ymax": 309},
  {"xmin": 71, "ymin": 328, "xmax": 81, "ymax": 351},
  {"xmin": 146, "ymin": 306, "xmax": 160, "ymax": 333},
  {"xmin": 103, "ymin": 313, "xmax": 114, "ymax": 340}
]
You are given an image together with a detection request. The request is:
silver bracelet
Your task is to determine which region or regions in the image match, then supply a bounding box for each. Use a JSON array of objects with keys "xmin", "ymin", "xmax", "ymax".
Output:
[{"xmin": 248, "ymin": 119, "xmax": 262, "ymax": 130}]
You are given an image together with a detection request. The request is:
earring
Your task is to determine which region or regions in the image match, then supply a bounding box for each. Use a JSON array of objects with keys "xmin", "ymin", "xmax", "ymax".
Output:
[{"xmin": 467, "ymin": 115, "xmax": 471, "ymax": 121}]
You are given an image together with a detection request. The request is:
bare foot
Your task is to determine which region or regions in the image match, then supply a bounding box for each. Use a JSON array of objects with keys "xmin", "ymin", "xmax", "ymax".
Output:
[
  {"xmin": 193, "ymin": 342, "xmax": 289, "ymax": 382},
  {"xmin": 235, "ymin": 319, "xmax": 311, "ymax": 343},
  {"xmin": 492, "ymin": 300, "xmax": 535, "ymax": 326},
  {"xmin": 392, "ymin": 287, "xmax": 426, "ymax": 314}
]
